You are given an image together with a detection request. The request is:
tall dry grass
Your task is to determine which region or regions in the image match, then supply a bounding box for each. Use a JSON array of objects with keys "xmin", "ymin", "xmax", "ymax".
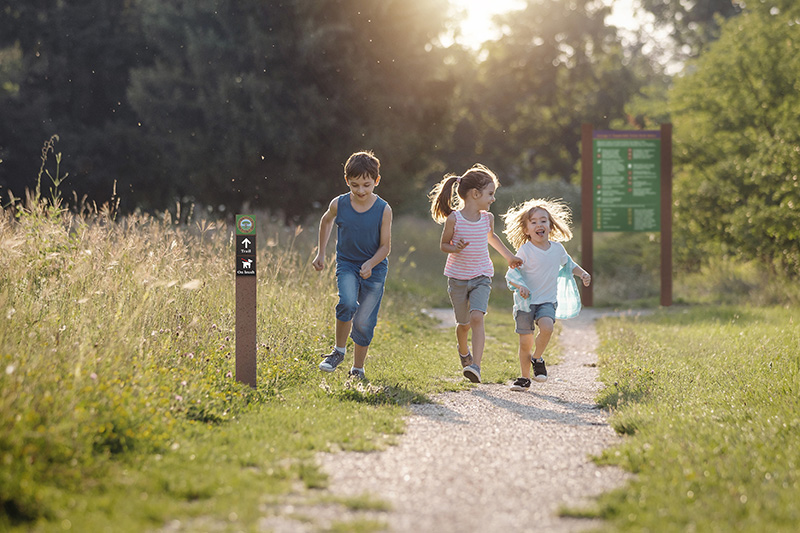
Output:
[{"xmin": 0, "ymin": 192, "xmax": 332, "ymax": 522}]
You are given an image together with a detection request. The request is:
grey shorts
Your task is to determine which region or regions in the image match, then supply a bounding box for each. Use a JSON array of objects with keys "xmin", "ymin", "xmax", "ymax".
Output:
[
  {"xmin": 447, "ymin": 276, "xmax": 492, "ymax": 325},
  {"xmin": 514, "ymin": 302, "xmax": 557, "ymax": 334}
]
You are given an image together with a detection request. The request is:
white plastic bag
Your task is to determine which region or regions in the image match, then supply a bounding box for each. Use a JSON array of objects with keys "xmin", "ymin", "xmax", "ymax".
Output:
[{"xmin": 555, "ymin": 263, "xmax": 581, "ymax": 319}]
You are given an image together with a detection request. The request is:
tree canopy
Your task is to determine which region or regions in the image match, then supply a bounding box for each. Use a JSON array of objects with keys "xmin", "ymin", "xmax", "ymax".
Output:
[
  {"xmin": 1, "ymin": 0, "xmax": 649, "ymax": 218},
  {"xmin": 670, "ymin": 2, "xmax": 800, "ymax": 274},
  {"xmin": 0, "ymin": 0, "xmax": 797, "ymax": 275}
]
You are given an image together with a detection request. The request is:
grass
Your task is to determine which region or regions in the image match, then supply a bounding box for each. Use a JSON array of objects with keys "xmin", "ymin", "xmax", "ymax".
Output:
[
  {"xmin": 3, "ymin": 168, "xmax": 800, "ymax": 531},
  {"xmin": 577, "ymin": 306, "xmax": 800, "ymax": 532},
  {"xmin": 0, "ymin": 188, "xmax": 540, "ymax": 531}
]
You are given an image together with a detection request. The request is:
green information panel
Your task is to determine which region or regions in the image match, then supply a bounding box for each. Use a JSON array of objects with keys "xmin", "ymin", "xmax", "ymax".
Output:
[{"xmin": 593, "ymin": 131, "xmax": 661, "ymax": 232}]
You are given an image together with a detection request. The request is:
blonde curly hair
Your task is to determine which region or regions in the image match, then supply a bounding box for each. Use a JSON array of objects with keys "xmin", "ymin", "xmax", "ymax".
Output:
[{"xmin": 502, "ymin": 198, "xmax": 574, "ymax": 250}]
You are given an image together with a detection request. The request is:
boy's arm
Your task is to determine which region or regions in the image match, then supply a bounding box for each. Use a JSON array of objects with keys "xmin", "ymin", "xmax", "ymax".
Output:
[
  {"xmin": 487, "ymin": 213, "xmax": 523, "ymax": 268},
  {"xmin": 359, "ymin": 204, "xmax": 393, "ymax": 279},
  {"xmin": 440, "ymin": 213, "xmax": 468, "ymax": 253},
  {"xmin": 312, "ymin": 198, "xmax": 338, "ymax": 271}
]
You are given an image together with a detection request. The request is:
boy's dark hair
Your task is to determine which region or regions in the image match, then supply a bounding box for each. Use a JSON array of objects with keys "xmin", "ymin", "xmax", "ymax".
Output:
[{"xmin": 344, "ymin": 151, "xmax": 380, "ymax": 181}]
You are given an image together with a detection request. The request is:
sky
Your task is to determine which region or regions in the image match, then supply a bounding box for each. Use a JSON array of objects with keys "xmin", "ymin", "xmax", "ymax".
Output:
[{"xmin": 448, "ymin": 0, "xmax": 644, "ymax": 49}]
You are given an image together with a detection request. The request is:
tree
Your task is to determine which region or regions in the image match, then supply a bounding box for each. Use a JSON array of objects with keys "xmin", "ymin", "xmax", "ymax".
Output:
[
  {"xmin": 638, "ymin": 0, "xmax": 742, "ymax": 59},
  {"xmin": 0, "ymin": 1, "xmax": 150, "ymax": 207},
  {"xmin": 128, "ymin": 0, "xmax": 454, "ymax": 219},
  {"xmin": 435, "ymin": 0, "xmax": 648, "ymax": 186},
  {"xmin": 670, "ymin": 2, "xmax": 800, "ymax": 275}
]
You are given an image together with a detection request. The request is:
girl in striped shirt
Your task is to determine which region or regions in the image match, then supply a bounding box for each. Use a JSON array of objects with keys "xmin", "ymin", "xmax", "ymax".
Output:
[{"xmin": 429, "ymin": 164, "xmax": 522, "ymax": 383}]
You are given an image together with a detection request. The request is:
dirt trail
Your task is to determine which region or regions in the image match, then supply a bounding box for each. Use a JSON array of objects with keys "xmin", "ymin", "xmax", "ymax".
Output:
[
  {"xmin": 260, "ymin": 309, "xmax": 635, "ymax": 532},
  {"xmin": 309, "ymin": 309, "xmax": 635, "ymax": 532}
]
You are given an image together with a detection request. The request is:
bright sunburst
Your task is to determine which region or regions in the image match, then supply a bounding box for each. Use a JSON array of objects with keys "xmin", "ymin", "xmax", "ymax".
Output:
[
  {"xmin": 447, "ymin": 0, "xmax": 526, "ymax": 49},
  {"xmin": 448, "ymin": 0, "xmax": 644, "ymax": 50}
]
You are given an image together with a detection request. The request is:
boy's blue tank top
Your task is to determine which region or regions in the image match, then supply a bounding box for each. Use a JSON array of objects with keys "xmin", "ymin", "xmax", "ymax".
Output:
[{"xmin": 336, "ymin": 193, "xmax": 388, "ymax": 266}]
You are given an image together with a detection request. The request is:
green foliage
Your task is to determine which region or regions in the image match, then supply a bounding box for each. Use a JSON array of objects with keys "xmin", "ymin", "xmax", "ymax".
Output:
[
  {"xmin": 638, "ymin": 0, "xmax": 742, "ymax": 59},
  {"xmin": 127, "ymin": 0, "xmax": 454, "ymax": 218},
  {"xmin": 0, "ymin": 196, "xmax": 327, "ymax": 524},
  {"xmin": 1, "ymin": 1, "xmax": 664, "ymax": 221},
  {"xmin": 0, "ymin": 0, "xmax": 151, "ymax": 209},
  {"xmin": 670, "ymin": 6, "xmax": 800, "ymax": 276},
  {"xmin": 438, "ymin": 0, "xmax": 649, "ymax": 184},
  {"xmin": 592, "ymin": 306, "xmax": 800, "ymax": 531}
]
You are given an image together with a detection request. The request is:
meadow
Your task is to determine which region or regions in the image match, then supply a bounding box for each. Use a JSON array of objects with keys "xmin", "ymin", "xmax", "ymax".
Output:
[
  {"xmin": 2, "ymin": 187, "xmax": 799, "ymax": 532},
  {"xmin": 588, "ymin": 306, "xmax": 800, "ymax": 532}
]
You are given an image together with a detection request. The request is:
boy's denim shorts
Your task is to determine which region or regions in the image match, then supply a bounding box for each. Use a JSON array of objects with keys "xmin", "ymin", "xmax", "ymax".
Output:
[
  {"xmin": 447, "ymin": 275, "xmax": 492, "ymax": 325},
  {"xmin": 514, "ymin": 302, "xmax": 557, "ymax": 334},
  {"xmin": 335, "ymin": 260, "xmax": 388, "ymax": 347}
]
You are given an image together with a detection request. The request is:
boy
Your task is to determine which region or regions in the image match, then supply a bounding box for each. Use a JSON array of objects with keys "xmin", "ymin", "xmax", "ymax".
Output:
[{"xmin": 312, "ymin": 151, "xmax": 392, "ymax": 380}]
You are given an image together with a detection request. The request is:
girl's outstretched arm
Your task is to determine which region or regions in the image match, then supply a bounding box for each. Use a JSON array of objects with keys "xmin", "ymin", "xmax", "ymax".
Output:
[{"xmin": 487, "ymin": 213, "xmax": 522, "ymax": 268}]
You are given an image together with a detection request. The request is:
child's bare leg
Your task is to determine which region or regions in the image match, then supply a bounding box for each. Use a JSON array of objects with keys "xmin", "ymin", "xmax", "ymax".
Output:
[
  {"xmin": 456, "ymin": 323, "xmax": 471, "ymax": 356},
  {"xmin": 353, "ymin": 343, "xmax": 368, "ymax": 369},
  {"xmin": 335, "ymin": 318, "xmax": 352, "ymax": 349},
  {"xmin": 532, "ymin": 317, "xmax": 554, "ymax": 360},
  {"xmin": 518, "ymin": 333, "xmax": 535, "ymax": 378},
  {"xmin": 469, "ymin": 310, "xmax": 485, "ymax": 367}
]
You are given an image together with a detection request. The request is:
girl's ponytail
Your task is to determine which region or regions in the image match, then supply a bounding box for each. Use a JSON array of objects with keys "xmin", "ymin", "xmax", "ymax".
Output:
[{"xmin": 428, "ymin": 175, "xmax": 460, "ymax": 223}]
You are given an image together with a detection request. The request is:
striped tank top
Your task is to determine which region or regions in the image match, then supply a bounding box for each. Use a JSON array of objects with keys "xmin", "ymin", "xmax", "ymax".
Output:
[{"xmin": 443, "ymin": 210, "xmax": 494, "ymax": 280}]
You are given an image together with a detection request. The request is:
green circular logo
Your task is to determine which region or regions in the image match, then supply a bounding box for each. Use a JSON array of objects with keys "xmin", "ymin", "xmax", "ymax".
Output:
[{"xmin": 237, "ymin": 216, "xmax": 255, "ymax": 234}]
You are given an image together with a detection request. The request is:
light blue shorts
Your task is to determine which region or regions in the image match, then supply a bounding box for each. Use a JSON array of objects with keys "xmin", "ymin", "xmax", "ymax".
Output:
[{"xmin": 514, "ymin": 302, "xmax": 557, "ymax": 334}]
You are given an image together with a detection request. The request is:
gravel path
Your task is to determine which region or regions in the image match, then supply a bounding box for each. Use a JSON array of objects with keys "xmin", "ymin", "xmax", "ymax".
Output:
[{"xmin": 307, "ymin": 308, "xmax": 634, "ymax": 533}]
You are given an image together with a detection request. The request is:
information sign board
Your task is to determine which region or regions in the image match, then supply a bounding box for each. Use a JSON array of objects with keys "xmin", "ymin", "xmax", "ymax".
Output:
[{"xmin": 593, "ymin": 130, "xmax": 661, "ymax": 232}]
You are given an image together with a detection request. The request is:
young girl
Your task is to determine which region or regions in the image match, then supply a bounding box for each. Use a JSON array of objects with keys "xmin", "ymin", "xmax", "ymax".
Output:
[
  {"xmin": 501, "ymin": 198, "xmax": 591, "ymax": 392},
  {"xmin": 429, "ymin": 164, "xmax": 522, "ymax": 383}
]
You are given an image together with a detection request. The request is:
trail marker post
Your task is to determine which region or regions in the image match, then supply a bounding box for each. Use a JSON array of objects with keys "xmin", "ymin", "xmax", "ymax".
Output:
[
  {"xmin": 235, "ymin": 214, "xmax": 257, "ymax": 388},
  {"xmin": 581, "ymin": 124, "xmax": 673, "ymax": 307}
]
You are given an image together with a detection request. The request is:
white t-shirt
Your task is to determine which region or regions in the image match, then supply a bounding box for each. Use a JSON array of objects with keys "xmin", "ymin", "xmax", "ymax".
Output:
[{"xmin": 516, "ymin": 241, "xmax": 569, "ymax": 304}]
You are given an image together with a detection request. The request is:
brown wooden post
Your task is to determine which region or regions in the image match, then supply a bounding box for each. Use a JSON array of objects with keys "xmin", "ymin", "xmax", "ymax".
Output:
[
  {"xmin": 581, "ymin": 123, "xmax": 594, "ymax": 307},
  {"xmin": 235, "ymin": 215, "xmax": 257, "ymax": 388},
  {"xmin": 660, "ymin": 124, "xmax": 673, "ymax": 306}
]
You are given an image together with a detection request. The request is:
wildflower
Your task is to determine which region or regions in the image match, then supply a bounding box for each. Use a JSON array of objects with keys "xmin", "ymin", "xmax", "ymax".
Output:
[
  {"xmin": 225, "ymin": 371, "xmax": 232, "ymax": 378},
  {"xmin": 90, "ymin": 373, "xmax": 97, "ymax": 380},
  {"xmin": 5, "ymin": 364, "xmax": 14, "ymax": 375},
  {"xmin": 175, "ymin": 395, "xmax": 183, "ymax": 402}
]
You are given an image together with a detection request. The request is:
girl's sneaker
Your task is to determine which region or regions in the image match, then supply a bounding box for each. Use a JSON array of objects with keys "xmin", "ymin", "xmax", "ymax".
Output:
[
  {"xmin": 532, "ymin": 357, "xmax": 548, "ymax": 382},
  {"xmin": 510, "ymin": 377, "xmax": 532, "ymax": 391},
  {"xmin": 463, "ymin": 364, "xmax": 481, "ymax": 383},
  {"xmin": 458, "ymin": 348, "xmax": 473, "ymax": 368}
]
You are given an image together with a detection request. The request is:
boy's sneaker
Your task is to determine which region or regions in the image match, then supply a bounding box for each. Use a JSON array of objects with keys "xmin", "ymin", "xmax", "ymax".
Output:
[
  {"xmin": 510, "ymin": 377, "xmax": 532, "ymax": 391},
  {"xmin": 532, "ymin": 357, "xmax": 548, "ymax": 382},
  {"xmin": 319, "ymin": 349, "xmax": 344, "ymax": 372},
  {"xmin": 348, "ymin": 368, "xmax": 366, "ymax": 380},
  {"xmin": 463, "ymin": 364, "xmax": 481, "ymax": 383},
  {"xmin": 458, "ymin": 348, "xmax": 473, "ymax": 368}
]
